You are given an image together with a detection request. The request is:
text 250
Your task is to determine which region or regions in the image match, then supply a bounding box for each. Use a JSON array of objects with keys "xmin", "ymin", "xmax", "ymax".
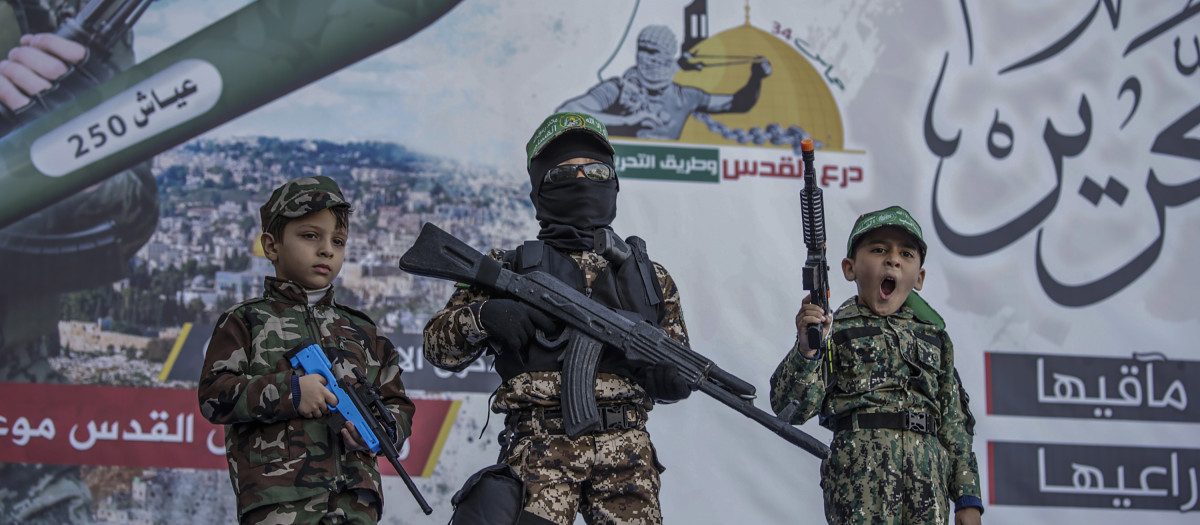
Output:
[{"xmin": 68, "ymin": 115, "xmax": 128, "ymax": 158}]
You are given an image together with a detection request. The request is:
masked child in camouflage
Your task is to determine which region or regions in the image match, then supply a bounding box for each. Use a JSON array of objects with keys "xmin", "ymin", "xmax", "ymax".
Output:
[
  {"xmin": 770, "ymin": 206, "xmax": 983, "ymax": 525},
  {"xmin": 423, "ymin": 112, "xmax": 692, "ymax": 525},
  {"xmin": 198, "ymin": 176, "xmax": 415, "ymax": 525}
]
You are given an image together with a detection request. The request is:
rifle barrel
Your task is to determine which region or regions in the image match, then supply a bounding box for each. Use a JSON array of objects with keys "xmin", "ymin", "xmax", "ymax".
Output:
[
  {"xmin": 380, "ymin": 444, "xmax": 433, "ymax": 515},
  {"xmin": 77, "ymin": 0, "xmax": 121, "ymax": 27},
  {"xmin": 696, "ymin": 381, "xmax": 830, "ymax": 458}
]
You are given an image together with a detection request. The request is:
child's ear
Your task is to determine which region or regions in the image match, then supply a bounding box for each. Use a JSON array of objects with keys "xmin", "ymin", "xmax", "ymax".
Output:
[
  {"xmin": 914, "ymin": 267, "xmax": 926, "ymax": 291},
  {"xmin": 841, "ymin": 257, "xmax": 856, "ymax": 281},
  {"xmin": 261, "ymin": 232, "xmax": 279, "ymax": 262}
]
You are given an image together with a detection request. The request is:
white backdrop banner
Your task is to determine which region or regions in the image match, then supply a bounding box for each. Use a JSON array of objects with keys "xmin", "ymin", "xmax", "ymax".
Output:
[{"xmin": 0, "ymin": 1, "xmax": 1196, "ymax": 523}]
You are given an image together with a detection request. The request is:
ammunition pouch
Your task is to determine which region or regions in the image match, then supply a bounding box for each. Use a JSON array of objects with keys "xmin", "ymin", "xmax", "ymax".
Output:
[{"xmin": 449, "ymin": 463, "xmax": 526, "ymax": 525}]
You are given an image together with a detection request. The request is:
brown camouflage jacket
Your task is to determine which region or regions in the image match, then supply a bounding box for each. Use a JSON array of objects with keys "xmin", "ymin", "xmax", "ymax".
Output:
[
  {"xmin": 769, "ymin": 296, "xmax": 981, "ymax": 502},
  {"xmin": 423, "ymin": 248, "xmax": 689, "ymax": 413},
  {"xmin": 197, "ymin": 277, "xmax": 414, "ymax": 516}
]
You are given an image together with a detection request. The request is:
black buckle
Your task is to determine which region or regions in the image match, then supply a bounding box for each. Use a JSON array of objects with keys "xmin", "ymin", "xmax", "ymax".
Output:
[
  {"xmin": 904, "ymin": 411, "xmax": 931, "ymax": 433},
  {"xmin": 599, "ymin": 405, "xmax": 633, "ymax": 431},
  {"xmin": 497, "ymin": 425, "xmax": 516, "ymax": 449}
]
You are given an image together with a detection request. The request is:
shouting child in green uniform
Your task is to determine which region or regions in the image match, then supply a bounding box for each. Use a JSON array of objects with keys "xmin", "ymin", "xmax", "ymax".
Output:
[{"xmin": 770, "ymin": 206, "xmax": 983, "ymax": 524}]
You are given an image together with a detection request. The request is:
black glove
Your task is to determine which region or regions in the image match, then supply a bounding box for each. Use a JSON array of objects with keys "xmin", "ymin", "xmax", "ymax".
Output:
[
  {"xmin": 477, "ymin": 299, "xmax": 557, "ymax": 354},
  {"xmin": 637, "ymin": 362, "xmax": 692, "ymax": 402}
]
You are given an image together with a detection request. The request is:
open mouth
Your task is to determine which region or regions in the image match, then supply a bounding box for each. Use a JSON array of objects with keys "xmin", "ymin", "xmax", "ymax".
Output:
[{"xmin": 880, "ymin": 277, "xmax": 896, "ymax": 299}]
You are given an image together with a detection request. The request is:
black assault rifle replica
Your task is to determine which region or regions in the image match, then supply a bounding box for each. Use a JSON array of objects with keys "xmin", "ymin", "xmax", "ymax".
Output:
[
  {"xmin": 398, "ymin": 223, "xmax": 830, "ymax": 459},
  {"xmin": 799, "ymin": 138, "xmax": 831, "ymax": 354}
]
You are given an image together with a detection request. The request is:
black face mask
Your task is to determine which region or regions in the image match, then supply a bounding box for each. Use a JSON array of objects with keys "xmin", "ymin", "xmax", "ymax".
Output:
[{"xmin": 535, "ymin": 177, "xmax": 618, "ymax": 250}]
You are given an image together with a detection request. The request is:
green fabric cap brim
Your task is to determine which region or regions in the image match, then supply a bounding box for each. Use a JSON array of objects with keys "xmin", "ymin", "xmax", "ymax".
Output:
[
  {"xmin": 526, "ymin": 112, "xmax": 614, "ymax": 167},
  {"xmin": 846, "ymin": 205, "xmax": 927, "ymax": 261}
]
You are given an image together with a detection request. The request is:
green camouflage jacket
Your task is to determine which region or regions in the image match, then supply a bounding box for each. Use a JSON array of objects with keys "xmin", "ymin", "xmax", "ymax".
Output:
[
  {"xmin": 769, "ymin": 296, "xmax": 981, "ymax": 503},
  {"xmin": 197, "ymin": 277, "xmax": 414, "ymax": 517},
  {"xmin": 423, "ymin": 248, "xmax": 689, "ymax": 413}
]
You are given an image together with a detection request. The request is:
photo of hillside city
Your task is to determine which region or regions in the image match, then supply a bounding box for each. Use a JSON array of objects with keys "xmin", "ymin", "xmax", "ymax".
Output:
[{"xmin": 51, "ymin": 136, "xmax": 536, "ymax": 388}]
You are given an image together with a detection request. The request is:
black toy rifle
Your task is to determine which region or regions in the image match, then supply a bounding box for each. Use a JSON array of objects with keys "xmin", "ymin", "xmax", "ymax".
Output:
[
  {"xmin": 799, "ymin": 138, "xmax": 831, "ymax": 354},
  {"xmin": 0, "ymin": 0, "xmax": 155, "ymax": 138},
  {"xmin": 399, "ymin": 223, "xmax": 831, "ymax": 459}
]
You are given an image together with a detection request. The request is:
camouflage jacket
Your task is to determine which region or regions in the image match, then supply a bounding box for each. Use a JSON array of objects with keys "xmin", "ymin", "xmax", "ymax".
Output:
[
  {"xmin": 197, "ymin": 277, "xmax": 415, "ymax": 516},
  {"xmin": 769, "ymin": 296, "xmax": 981, "ymax": 502},
  {"xmin": 423, "ymin": 247, "xmax": 689, "ymax": 413}
]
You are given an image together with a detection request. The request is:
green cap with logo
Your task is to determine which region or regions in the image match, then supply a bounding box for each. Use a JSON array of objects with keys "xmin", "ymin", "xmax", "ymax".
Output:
[
  {"xmin": 259, "ymin": 175, "xmax": 350, "ymax": 232},
  {"xmin": 846, "ymin": 205, "xmax": 927, "ymax": 262},
  {"xmin": 526, "ymin": 112, "xmax": 615, "ymax": 167}
]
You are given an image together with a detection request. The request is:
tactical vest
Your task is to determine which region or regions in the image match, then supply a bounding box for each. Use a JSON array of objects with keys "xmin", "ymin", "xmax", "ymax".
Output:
[{"xmin": 491, "ymin": 239, "xmax": 665, "ymax": 382}]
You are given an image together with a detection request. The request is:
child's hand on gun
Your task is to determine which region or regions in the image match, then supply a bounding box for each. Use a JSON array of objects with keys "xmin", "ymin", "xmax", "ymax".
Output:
[
  {"xmin": 795, "ymin": 294, "xmax": 832, "ymax": 358},
  {"xmin": 297, "ymin": 374, "xmax": 338, "ymax": 418},
  {"xmin": 296, "ymin": 374, "xmax": 371, "ymax": 452},
  {"xmin": 340, "ymin": 422, "xmax": 369, "ymax": 453}
]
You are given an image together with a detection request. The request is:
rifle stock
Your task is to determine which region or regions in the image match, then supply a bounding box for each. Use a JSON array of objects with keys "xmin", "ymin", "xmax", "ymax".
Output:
[
  {"xmin": 393, "ymin": 222, "xmax": 496, "ymax": 284},
  {"xmin": 400, "ymin": 223, "xmax": 831, "ymax": 459}
]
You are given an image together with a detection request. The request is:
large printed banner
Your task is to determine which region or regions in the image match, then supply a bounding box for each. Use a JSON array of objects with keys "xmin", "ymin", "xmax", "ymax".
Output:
[
  {"xmin": 0, "ymin": 383, "xmax": 458, "ymax": 477},
  {"xmin": 1, "ymin": 1, "xmax": 1196, "ymax": 523}
]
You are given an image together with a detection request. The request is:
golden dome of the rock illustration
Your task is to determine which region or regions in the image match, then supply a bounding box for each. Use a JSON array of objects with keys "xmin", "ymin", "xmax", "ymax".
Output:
[{"xmin": 674, "ymin": 22, "xmax": 844, "ymax": 151}]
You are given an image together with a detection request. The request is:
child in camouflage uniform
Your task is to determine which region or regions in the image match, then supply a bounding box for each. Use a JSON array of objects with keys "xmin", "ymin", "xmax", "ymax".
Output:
[
  {"xmin": 423, "ymin": 112, "xmax": 692, "ymax": 525},
  {"xmin": 770, "ymin": 206, "xmax": 983, "ymax": 524},
  {"xmin": 198, "ymin": 176, "xmax": 415, "ymax": 525}
]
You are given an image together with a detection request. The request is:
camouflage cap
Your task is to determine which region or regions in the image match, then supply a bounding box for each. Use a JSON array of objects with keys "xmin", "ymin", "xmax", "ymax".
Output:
[
  {"xmin": 526, "ymin": 112, "xmax": 615, "ymax": 167},
  {"xmin": 259, "ymin": 176, "xmax": 349, "ymax": 232},
  {"xmin": 846, "ymin": 205, "xmax": 927, "ymax": 261}
]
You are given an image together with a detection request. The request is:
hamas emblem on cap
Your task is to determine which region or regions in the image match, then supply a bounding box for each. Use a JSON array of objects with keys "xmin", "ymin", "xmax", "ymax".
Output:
[{"xmin": 559, "ymin": 114, "xmax": 584, "ymax": 128}]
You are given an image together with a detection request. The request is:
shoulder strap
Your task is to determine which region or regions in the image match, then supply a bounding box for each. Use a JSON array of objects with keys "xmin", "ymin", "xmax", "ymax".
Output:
[
  {"xmin": 624, "ymin": 236, "xmax": 662, "ymax": 306},
  {"xmin": 831, "ymin": 325, "xmax": 882, "ymax": 345}
]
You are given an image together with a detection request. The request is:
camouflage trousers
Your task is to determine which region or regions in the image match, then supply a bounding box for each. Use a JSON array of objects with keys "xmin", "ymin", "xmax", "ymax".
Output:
[
  {"xmin": 239, "ymin": 488, "xmax": 380, "ymax": 525},
  {"xmin": 502, "ymin": 427, "xmax": 664, "ymax": 525},
  {"xmin": 821, "ymin": 428, "xmax": 950, "ymax": 524}
]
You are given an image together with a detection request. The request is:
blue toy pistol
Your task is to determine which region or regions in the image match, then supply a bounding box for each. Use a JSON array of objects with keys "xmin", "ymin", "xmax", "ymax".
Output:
[{"xmin": 286, "ymin": 340, "xmax": 432, "ymax": 515}]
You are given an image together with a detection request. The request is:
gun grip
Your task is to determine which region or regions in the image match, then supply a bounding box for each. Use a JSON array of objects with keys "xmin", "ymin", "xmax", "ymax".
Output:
[
  {"xmin": 560, "ymin": 331, "xmax": 604, "ymax": 439},
  {"xmin": 325, "ymin": 411, "xmax": 348, "ymax": 435},
  {"xmin": 806, "ymin": 324, "xmax": 823, "ymax": 354}
]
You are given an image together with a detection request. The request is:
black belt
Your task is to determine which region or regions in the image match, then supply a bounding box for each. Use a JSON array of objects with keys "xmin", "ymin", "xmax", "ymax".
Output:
[
  {"xmin": 833, "ymin": 411, "xmax": 938, "ymax": 434},
  {"xmin": 503, "ymin": 403, "xmax": 647, "ymax": 438}
]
